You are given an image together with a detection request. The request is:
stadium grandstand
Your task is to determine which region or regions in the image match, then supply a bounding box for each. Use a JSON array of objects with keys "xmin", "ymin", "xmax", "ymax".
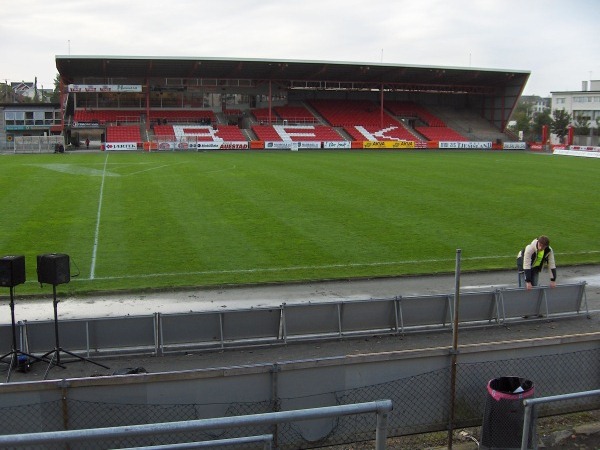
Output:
[{"xmin": 54, "ymin": 55, "xmax": 530, "ymax": 152}]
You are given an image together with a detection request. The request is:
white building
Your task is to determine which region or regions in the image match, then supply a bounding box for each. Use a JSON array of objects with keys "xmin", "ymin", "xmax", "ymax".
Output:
[
  {"xmin": 551, "ymin": 80, "xmax": 600, "ymax": 146},
  {"xmin": 552, "ymin": 80, "xmax": 600, "ymax": 126}
]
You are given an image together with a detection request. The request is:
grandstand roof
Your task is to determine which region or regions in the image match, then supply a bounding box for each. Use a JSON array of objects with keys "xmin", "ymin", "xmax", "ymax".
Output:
[{"xmin": 55, "ymin": 55, "xmax": 529, "ymax": 94}]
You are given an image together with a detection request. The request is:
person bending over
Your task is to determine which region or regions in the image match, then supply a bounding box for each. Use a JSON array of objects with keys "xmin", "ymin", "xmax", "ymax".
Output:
[{"xmin": 517, "ymin": 235, "xmax": 557, "ymax": 289}]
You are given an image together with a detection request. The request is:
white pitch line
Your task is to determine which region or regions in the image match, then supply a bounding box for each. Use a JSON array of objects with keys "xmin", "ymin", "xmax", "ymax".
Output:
[
  {"xmin": 125, "ymin": 162, "xmax": 186, "ymax": 176},
  {"xmin": 89, "ymin": 152, "xmax": 110, "ymax": 279},
  {"xmin": 76, "ymin": 250, "xmax": 600, "ymax": 282}
]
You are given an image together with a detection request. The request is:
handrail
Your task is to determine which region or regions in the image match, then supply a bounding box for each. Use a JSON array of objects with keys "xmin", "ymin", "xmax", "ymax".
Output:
[
  {"xmin": 0, "ymin": 399, "xmax": 393, "ymax": 450},
  {"xmin": 521, "ymin": 389, "xmax": 600, "ymax": 450},
  {"xmin": 117, "ymin": 434, "xmax": 274, "ymax": 450}
]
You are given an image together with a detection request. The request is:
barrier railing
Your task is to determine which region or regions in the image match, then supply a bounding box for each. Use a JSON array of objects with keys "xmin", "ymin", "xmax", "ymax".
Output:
[
  {"xmin": 1, "ymin": 283, "xmax": 589, "ymax": 359},
  {"xmin": 0, "ymin": 400, "xmax": 393, "ymax": 450},
  {"xmin": 521, "ymin": 389, "xmax": 600, "ymax": 450}
]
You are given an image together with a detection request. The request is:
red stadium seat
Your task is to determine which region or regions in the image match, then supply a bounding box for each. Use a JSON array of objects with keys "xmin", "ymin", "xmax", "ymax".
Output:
[
  {"xmin": 307, "ymin": 99, "xmax": 398, "ymax": 127},
  {"xmin": 106, "ymin": 125, "xmax": 142, "ymax": 143}
]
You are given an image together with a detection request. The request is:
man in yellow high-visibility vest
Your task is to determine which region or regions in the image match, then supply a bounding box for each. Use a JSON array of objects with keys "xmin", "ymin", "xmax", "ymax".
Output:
[{"xmin": 516, "ymin": 235, "xmax": 557, "ymax": 289}]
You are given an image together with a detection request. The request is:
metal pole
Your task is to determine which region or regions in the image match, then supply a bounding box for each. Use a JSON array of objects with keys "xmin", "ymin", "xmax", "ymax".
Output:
[
  {"xmin": 52, "ymin": 284, "xmax": 61, "ymax": 366},
  {"xmin": 520, "ymin": 403, "xmax": 534, "ymax": 450},
  {"xmin": 375, "ymin": 409, "xmax": 389, "ymax": 450},
  {"xmin": 9, "ymin": 287, "xmax": 17, "ymax": 353},
  {"xmin": 447, "ymin": 249, "xmax": 461, "ymax": 449}
]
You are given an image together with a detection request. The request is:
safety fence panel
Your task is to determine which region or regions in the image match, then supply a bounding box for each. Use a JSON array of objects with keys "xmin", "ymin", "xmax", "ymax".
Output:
[
  {"xmin": 544, "ymin": 282, "xmax": 588, "ymax": 316},
  {"xmin": 24, "ymin": 316, "xmax": 156, "ymax": 355},
  {"xmin": 339, "ymin": 299, "xmax": 398, "ymax": 336},
  {"xmin": 86, "ymin": 316, "xmax": 157, "ymax": 352},
  {"xmin": 283, "ymin": 303, "xmax": 341, "ymax": 341},
  {"xmin": 160, "ymin": 311, "xmax": 223, "ymax": 351},
  {"xmin": 3, "ymin": 283, "xmax": 589, "ymax": 359},
  {"xmin": 498, "ymin": 287, "xmax": 545, "ymax": 320},
  {"xmin": 398, "ymin": 294, "xmax": 452, "ymax": 332},
  {"xmin": 451, "ymin": 291, "xmax": 500, "ymax": 324},
  {"xmin": 0, "ymin": 325, "xmax": 12, "ymax": 354},
  {"xmin": 221, "ymin": 308, "xmax": 282, "ymax": 344}
]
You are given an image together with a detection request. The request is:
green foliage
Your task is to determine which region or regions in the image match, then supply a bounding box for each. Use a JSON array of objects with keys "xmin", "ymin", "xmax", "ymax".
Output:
[
  {"xmin": 532, "ymin": 111, "xmax": 552, "ymax": 141},
  {"xmin": 0, "ymin": 151, "xmax": 598, "ymax": 295},
  {"xmin": 573, "ymin": 114, "xmax": 590, "ymax": 136},
  {"xmin": 51, "ymin": 74, "xmax": 61, "ymax": 103},
  {"xmin": 551, "ymin": 109, "xmax": 572, "ymax": 142}
]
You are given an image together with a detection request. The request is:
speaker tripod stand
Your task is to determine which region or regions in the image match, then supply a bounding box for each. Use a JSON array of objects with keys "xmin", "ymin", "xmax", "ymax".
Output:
[
  {"xmin": 39, "ymin": 284, "xmax": 109, "ymax": 379},
  {"xmin": 0, "ymin": 286, "xmax": 52, "ymax": 382}
]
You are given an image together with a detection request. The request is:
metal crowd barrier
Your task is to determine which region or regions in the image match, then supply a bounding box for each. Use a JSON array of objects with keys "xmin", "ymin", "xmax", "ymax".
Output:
[{"xmin": 0, "ymin": 283, "xmax": 589, "ymax": 359}]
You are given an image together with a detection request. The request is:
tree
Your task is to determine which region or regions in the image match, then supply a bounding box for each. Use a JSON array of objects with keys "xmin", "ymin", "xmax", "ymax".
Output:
[
  {"xmin": 0, "ymin": 82, "xmax": 15, "ymax": 102},
  {"xmin": 51, "ymin": 73, "xmax": 61, "ymax": 103},
  {"xmin": 573, "ymin": 114, "xmax": 590, "ymax": 136},
  {"xmin": 551, "ymin": 109, "xmax": 571, "ymax": 143},
  {"xmin": 531, "ymin": 111, "xmax": 552, "ymax": 142},
  {"xmin": 513, "ymin": 112, "xmax": 532, "ymax": 140}
]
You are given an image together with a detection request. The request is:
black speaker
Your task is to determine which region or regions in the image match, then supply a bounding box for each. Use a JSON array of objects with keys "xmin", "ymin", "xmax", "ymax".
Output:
[
  {"xmin": 37, "ymin": 253, "xmax": 70, "ymax": 285},
  {"xmin": 0, "ymin": 255, "xmax": 26, "ymax": 287}
]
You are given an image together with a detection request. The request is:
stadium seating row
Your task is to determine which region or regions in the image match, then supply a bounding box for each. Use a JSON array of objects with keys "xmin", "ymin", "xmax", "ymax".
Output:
[
  {"xmin": 74, "ymin": 109, "xmax": 215, "ymax": 125},
  {"xmin": 251, "ymin": 105, "xmax": 320, "ymax": 124},
  {"xmin": 346, "ymin": 124, "xmax": 423, "ymax": 143},
  {"xmin": 308, "ymin": 99, "xmax": 399, "ymax": 127},
  {"xmin": 385, "ymin": 101, "xmax": 447, "ymax": 127},
  {"xmin": 252, "ymin": 125, "xmax": 344, "ymax": 142},
  {"xmin": 74, "ymin": 110, "xmax": 142, "ymax": 125},
  {"xmin": 106, "ymin": 125, "xmax": 142, "ymax": 143},
  {"xmin": 273, "ymin": 105, "xmax": 318, "ymax": 123},
  {"xmin": 81, "ymin": 100, "xmax": 468, "ymax": 143},
  {"xmin": 153, "ymin": 125, "xmax": 246, "ymax": 142},
  {"xmin": 416, "ymin": 126, "xmax": 468, "ymax": 142}
]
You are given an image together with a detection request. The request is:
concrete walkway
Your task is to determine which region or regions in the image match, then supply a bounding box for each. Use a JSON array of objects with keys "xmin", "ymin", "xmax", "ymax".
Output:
[{"xmin": 5, "ymin": 265, "xmax": 599, "ymax": 323}]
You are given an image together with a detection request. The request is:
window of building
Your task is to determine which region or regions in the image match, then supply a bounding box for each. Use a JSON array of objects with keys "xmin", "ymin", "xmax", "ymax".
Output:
[{"xmin": 4, "ymin": 111, "xmax": 25, "ymax": 126}]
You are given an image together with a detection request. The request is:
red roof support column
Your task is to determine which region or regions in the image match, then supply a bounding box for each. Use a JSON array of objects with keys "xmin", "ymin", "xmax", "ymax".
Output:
[
  {"xmin": 501, "ymin": 92, "xmax": 506, "ymax": 130},
  {"xmin": 380, "ymin": 84, "xmax": 384, "ymax": 128},
  {"xmin": 59, "ymin": 78, "xmax": 65, "ymax": 132},
  {"xmin": 145, "ymin": 80, "xmax": 150, "ymax": 131},
  {"xmin": 268, "ymin": 80, "xmax": 272, "ymax": 124}
]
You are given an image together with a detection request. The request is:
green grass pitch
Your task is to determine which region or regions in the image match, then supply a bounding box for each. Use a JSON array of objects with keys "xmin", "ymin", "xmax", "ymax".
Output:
[{"xmin": 1, "ymin": 150, "xmax": 598, "ymax": 295}]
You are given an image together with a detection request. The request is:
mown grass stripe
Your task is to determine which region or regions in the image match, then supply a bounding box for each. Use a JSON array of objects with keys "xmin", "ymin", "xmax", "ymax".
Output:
[{"xmin": 0, "ymin": 150, "xmax": 597, "ymax": 294}]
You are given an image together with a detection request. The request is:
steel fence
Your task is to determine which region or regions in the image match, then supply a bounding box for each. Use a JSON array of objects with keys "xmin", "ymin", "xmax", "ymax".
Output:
[{"xmin": 0, "ymin": 348, "xmax": 597, "ymax": 449}]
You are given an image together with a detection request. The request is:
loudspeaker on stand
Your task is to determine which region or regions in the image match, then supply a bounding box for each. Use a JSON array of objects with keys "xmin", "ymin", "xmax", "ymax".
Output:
[
  {"xmin": 37, "ymin": 254, "xmax": 70, "ymax": 285},
  {"xmin": 0, "ymin": 255, "xmax": 26, "ymax": 288}
]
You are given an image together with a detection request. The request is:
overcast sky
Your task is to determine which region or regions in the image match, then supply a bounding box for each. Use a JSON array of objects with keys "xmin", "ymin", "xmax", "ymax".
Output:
[{"xmin": 2, "ymin": 0, "xmax": 599, "ymax": 97}]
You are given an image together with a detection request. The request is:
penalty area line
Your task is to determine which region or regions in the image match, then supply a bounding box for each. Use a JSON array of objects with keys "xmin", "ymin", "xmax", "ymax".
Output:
[
  {"xmin": 73, "ymin": 254, "xmax": 523, "ymax": 282},
  {"xmin": 75, "ymin": 249, "xmax": 600, "ymax": 283}
]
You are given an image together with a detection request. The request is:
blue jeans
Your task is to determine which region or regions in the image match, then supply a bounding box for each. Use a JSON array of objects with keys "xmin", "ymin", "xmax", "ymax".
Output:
[{"xmin": 518, "ymin": 269, "xmax": 539, "ymax": 288}]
